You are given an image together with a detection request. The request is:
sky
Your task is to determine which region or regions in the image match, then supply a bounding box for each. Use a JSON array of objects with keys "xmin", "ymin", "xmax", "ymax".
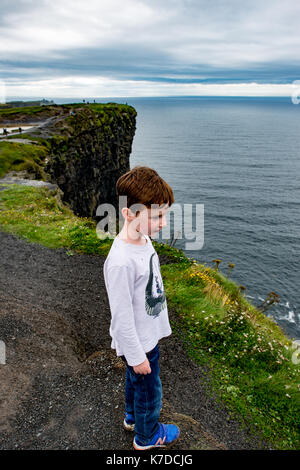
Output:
[{"xmin": 1, "ymin": 0, "xmax": 300, "ymax": 99}]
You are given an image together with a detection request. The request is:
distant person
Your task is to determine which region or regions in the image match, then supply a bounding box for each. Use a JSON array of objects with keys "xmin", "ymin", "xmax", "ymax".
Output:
[
  {"xmin": 103, "ymin": 166, "xmax": 180, "ymax": 450},
  {"xmin": 3, "ymin": 128, "xmax": 8, "ymax": 136},
  {"xmin": 18, "ymin": 127, "xmax": 22, "ymax": 134}
]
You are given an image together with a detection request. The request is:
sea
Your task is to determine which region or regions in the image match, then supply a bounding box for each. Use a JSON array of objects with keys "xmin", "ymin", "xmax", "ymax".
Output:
[{"xmin": 19, "ymin": 96, "xmax": 300, "ymax": 340}]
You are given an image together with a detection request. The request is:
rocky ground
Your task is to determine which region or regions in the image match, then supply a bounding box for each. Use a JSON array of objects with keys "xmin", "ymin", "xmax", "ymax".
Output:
[
  {"xmin": 0, "ymin": 230, "xmax": 271, "ymax": 450},
  {"xmin": 0, "ymin": 176, "xmax": 57, "ymax": 189}
]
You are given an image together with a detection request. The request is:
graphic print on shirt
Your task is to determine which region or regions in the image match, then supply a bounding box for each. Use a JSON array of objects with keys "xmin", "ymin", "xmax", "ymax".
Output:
[{"xmin": 145, "ymin": 253, "xmax": 167, "ymax": 318}]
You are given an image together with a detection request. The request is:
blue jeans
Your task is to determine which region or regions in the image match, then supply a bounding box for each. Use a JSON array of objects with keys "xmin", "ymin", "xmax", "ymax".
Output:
[{"xmin": 121, "ymin": 344, "xmax": 162, "ymax": 444}]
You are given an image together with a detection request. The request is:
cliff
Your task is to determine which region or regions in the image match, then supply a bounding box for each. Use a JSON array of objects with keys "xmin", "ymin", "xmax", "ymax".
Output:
[{"xmin": 0, "ymin": 103, "xmax": 137, "ymax": 218}]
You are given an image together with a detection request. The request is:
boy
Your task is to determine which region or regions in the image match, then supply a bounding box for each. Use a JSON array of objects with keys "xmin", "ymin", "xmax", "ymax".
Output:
[{"xmin": 103, "ymin": 166, "xmax": 180, "ymax": 450}]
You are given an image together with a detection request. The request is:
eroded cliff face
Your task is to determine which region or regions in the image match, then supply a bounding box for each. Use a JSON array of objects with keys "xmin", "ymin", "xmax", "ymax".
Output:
[{"xmin": 39, "ymin": 104, "xmax": 137, "ymax": 218}]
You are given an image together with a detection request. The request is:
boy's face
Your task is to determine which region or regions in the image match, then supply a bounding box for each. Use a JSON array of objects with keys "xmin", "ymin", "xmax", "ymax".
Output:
[{"xmin": 136, "ymin": 203, "xmax": 169, "ymax": 238}]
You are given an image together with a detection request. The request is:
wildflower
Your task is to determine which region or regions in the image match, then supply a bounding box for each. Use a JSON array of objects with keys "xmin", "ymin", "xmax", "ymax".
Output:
[{"xmin": 212, "ymin": 259, "xmax": 222, "ymax": 270}]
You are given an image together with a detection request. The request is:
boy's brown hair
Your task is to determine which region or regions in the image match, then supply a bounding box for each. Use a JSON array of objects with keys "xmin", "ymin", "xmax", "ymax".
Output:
[{"xmin": 116, "ymin": 166, "xmax": 175, "ymax": 212}]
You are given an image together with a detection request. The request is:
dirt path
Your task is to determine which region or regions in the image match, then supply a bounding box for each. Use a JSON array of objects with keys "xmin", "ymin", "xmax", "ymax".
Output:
[
  {"xmin": 0, "ymin": 138, "xmax": 39, "ymax": 144},
  {"xmin": 0, "ymin": 230, "xmax": 271, "ymax": 450}
]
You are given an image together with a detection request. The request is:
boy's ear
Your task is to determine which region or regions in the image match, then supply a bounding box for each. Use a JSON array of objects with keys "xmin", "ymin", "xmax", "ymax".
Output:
[
  {"xmin": 121, "ymin": 207, "xmax": 128, "ymax": 219},
  {"xmin": 121, "ymin": 207, "xmax": 136, "ymax": 220}
]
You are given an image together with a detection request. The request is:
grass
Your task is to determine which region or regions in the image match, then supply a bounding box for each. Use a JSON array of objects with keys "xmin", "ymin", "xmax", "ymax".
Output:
[
  {"xmin": 0, "ymin": 184, "xmax": 112, "ymax": 255},
  {"xmin": 0, "ymin": 183, "xmax": 299, "ymax": 450},
  {"xmin": 0, "ymin": 104, "xmax": 59, "ymax": 120},
  {"xmin": 0, "ymin": 102, "xmax": 136, "ymax": 123},
  {"xmin": 162, "ymin": 262, "xmax": 300, "ymax": 449},
  {"xmin": 0, "ymin": 141, "xmax": 49, "ymax": 178}
]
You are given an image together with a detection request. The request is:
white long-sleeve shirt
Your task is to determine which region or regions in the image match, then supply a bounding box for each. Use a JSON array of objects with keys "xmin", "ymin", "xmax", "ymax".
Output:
[{"xmin": 103, "ymin": 233, "xmax": 172, "ymax": 366}]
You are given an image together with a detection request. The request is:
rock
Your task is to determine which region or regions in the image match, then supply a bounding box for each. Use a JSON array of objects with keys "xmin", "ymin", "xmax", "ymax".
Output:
[{"xmin": 0, "ymin": 176, "xmax": 58, "ymax": 191}]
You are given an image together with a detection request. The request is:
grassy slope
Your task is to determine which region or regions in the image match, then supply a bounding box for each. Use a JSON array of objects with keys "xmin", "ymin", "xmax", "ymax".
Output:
[
  {"xmin": 0, "ymin": 141, "xmax": 49, "ymax": 179},
  {"xmin": 0, "ymin": 105, "xmax": 57, "ymax": 119},
  {"xmin": 0, "ymin": 183, "xmax": 299, "ymax": 450}
]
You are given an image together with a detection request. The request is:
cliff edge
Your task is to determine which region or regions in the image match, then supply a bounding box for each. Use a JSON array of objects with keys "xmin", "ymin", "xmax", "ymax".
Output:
[{"xmin": 0, "ymin": 103, "xmax": 137, "ymax": 218}]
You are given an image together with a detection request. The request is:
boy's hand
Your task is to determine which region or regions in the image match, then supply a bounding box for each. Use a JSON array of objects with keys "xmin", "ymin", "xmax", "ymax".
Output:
[{"xmin": 133, "ymin": 358, "xmax": 151, "ymax": 375}]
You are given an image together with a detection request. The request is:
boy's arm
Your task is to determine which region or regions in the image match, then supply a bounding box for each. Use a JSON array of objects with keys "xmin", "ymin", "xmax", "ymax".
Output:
[{"xmin": 105, "ymin": 264, "xmax": 147, "ymax": 367}]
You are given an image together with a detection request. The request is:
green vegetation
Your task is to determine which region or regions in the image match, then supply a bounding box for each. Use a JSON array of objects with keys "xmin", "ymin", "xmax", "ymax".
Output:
[
  {"xmin": 162, "ymin": 262, "xmax": 299, "ymax": 449},
  {"xmin": 0, "ymin": 141, "xmax": 49, "ymax": 179},
  {"xmin": 0, "ymin": 104, "xmax": 59, "ymax": 120},
  {"xmin": 0, "ymin": 183, "xmax": 299, "ymax": 450},
  {"xmin": 0, "ymin": 184, "xmax": 111, "ymax": 255},
  {"xmin": 0, "ymin": 102, "xmax": 136, "ymax": 124},
  {"xmin": 4, "ymin": 133, "xmax": 51, "ymax": 146},
  {"xmin": 62, "ymin": 102, "xmax": 136, "ymax": 137}
]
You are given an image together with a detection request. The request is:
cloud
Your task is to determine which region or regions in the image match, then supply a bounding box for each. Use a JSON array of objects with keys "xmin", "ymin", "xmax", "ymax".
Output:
[
  {"xmin": 3, "ymin": 75, "xmax": 297, "ymax": 99},
  {"xmin": 1, "ymin": 0, "xmax": 300, "ymax": 97}
]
